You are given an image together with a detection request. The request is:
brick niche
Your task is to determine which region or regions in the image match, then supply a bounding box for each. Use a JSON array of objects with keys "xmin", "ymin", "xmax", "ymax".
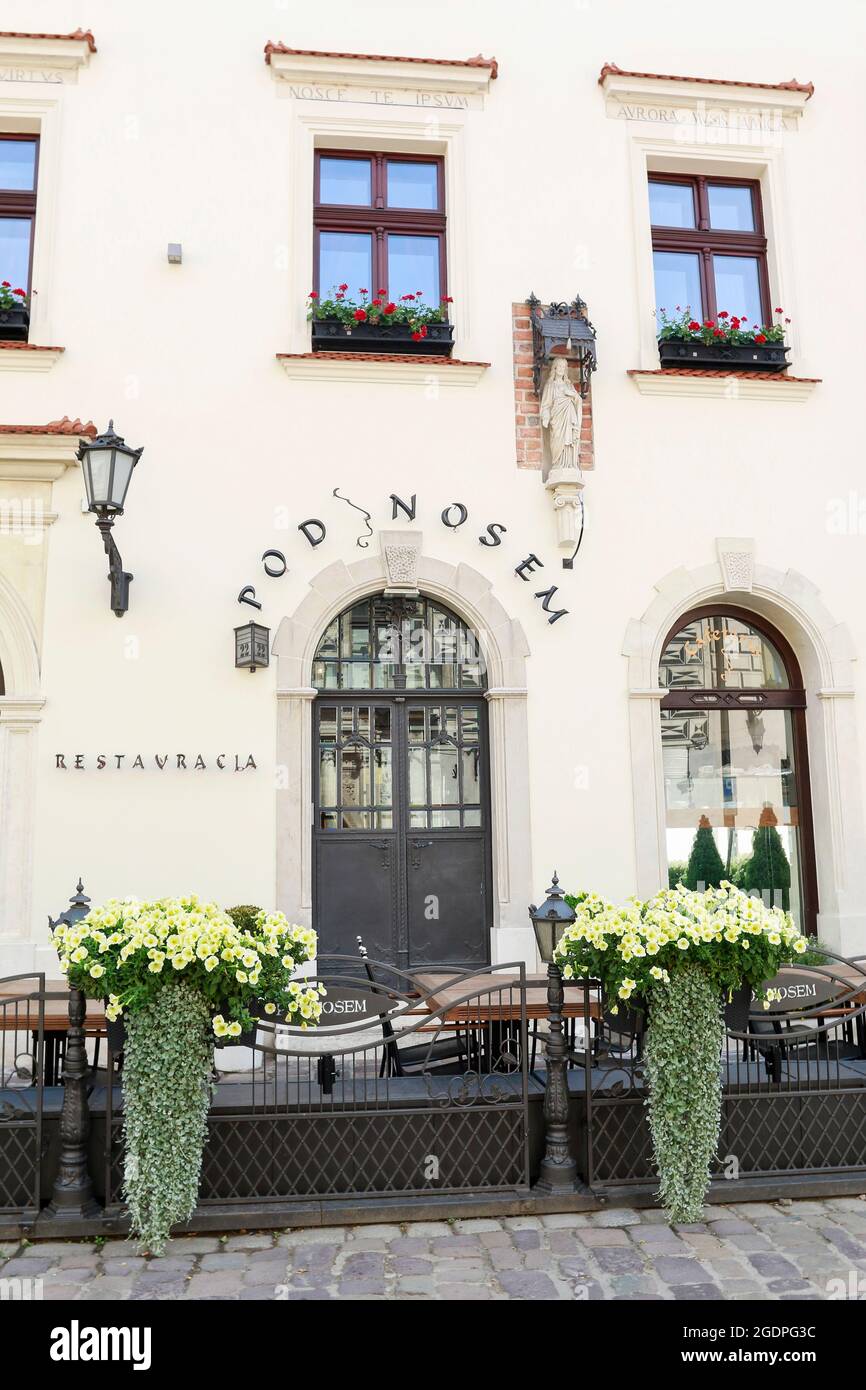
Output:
[{"xmin": 512, "ymin": 302, "xmax": 594, "ymax": 471}]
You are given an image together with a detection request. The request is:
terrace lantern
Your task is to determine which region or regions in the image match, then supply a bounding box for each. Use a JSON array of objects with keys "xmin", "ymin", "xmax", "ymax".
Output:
[{"xmin": 529, "ymin": 872, "xmax": 575, "ymax": 963}]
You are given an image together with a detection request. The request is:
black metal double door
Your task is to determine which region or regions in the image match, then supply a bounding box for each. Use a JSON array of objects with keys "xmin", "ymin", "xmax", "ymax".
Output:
[{"xmin": 313, "ymin": 695, "xmax": 492, "ymax": 969}]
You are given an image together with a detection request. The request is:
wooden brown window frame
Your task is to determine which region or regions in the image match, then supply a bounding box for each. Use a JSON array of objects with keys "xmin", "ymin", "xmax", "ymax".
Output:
[
  {"xmin": 313, "ymin": 150, "xmax": 447, "ymax": 303},
  {"xmin": 0, "ymin": 133, "xmax": 39, "ymax": 294},
  {"xmin": 660, "ymin": 603, "xmax": 818, "ymax": 937},
  {"xmin": 649, "ymin": 173, "xmax": 771, "ymax": 324}
]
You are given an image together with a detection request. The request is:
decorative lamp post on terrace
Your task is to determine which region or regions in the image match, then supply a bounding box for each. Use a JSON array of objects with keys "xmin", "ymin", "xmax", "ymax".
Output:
[
  {"xmin": 76, "ymin": 421, "xmax": 144, "ymax": 617},
  {"xmin": 529, "ymin": 873, "xmax": 580, "ymax": 1194}
]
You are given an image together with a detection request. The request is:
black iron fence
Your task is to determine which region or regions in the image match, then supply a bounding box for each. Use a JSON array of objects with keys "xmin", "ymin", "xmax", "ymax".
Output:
[{"xmin": 3, "ymin": 952, "xmax": 866, "ymax": 1236}]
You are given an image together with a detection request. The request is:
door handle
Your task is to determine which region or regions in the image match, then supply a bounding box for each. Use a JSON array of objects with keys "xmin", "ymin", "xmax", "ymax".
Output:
[{"xmin": 410, "ymin": 838, "xmax": 434, "ymax": 868}]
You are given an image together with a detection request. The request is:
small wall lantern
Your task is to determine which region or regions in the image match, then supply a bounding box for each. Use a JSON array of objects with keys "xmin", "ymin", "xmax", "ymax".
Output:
[
  {"xmin": 529, "ymin": 871, "xmax": 576, "ymax": 963},
  {"xmin": 76, "ymin": 421, "xmax": 143, "ymax": 618},
  {"xmin": 235, "ymin": 621, "xmax": 270, "ymax": 672}
]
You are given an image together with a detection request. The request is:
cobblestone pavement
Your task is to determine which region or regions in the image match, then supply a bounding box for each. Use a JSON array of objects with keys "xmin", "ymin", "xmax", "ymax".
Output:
[{"xmin": 3, "ymin": 1198, "xmax": 866, "ymax": 1300}]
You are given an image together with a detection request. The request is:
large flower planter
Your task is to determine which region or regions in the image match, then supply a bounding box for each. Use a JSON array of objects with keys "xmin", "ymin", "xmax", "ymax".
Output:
[
  {"xmin": 658, "ymin": 338, "xmax": 790, "ymax": 372},
  {"xmin": 0, "ymin": 305, "xmax": 29, "ymax": 342},
  {"xmin": 105, "ymin": 1015, "xmax": 257, "ymax": 1054},
  {"xmin": 311, "ymin": 319, "xmax": 454, "ymax": 356}
]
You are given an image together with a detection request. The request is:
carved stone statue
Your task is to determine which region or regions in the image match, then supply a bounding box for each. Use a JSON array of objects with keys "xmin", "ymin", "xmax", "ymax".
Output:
[
  {"xmin": 540, "ymin": 356, "xmax": 585, "ymax": 548},
  {"xmin": 540, "ymin": 356, "xmax": 583, "ymax": 482}
]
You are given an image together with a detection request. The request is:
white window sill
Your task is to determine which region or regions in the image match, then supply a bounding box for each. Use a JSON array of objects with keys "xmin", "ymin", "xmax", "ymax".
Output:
[
  {"xmin": 627, "ymin": 369, "xmax": 820, "ymax": 401},
  {"xmin": 276, "ymin": 351, "xmax": 489, "ymax": 387},
  {"xmin": 0, "ymin": 343, "xmax": 64, "ymax": 372}
]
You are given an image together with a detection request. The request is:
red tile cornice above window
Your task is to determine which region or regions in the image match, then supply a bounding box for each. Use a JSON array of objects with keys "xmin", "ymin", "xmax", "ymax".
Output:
[
  {"xmin": 265, "ymin": 44, "xmax": 497, "ymax": 78},
  {"xmin": 599, "ymin": 63, "xmax": 812, "ymax": 99},
  {"xmin": 0, "ymin": 417, "xmax": 95, "ymax": 436}
]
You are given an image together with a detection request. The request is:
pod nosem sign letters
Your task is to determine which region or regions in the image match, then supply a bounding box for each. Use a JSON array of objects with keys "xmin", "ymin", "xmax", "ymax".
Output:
[
  {"xmin": 55, "ymin": 754, "xmax": 258, "ymax": 771},
  {"xmin": 236, "ymin": 490, "xmax": 571, "ymax": 627}
]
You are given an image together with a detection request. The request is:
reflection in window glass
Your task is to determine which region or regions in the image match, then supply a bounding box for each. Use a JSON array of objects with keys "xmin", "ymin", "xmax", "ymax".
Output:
[
  {"xmin": 319, "ymin": 157, "xmax": 371, "ymax": 205},
  {"xmin": 0, "ymin": 141, "xmax": 36, "ymax": 191},
  {"xmin": 318, "ymin": 231, "xmax": 372, "ymax": 296},
  {"xmin": 713, "ymin": 255, "xmax": 762, "ymax": 325},
  {"xmin": 387, "ymin": 234, "xmax": 439, "ymax": 303},
  {"xmin": 652, "ymin": 250, "xmax": 702, "ymax": 329},
  {"xmin": 661, "ymin": 708, "xmax": 803, "ymax": 927},
  {"xmin": 0, "ymin": 217, "xmax": 31, "ymax": 289},
  {"xmin": 387, "ymin": 161, "xmax": 438, "ymax": 209},
  {"xmin": 660, "ymin": 615, "xmax": 789, "ymax": 691},
  {"xmin": 708, "ymin": 184, "xmax": 754, "ymax": 232},
  {"xmin": 648, "ymin": 181, "xmax": 695, "ymax": 228}
]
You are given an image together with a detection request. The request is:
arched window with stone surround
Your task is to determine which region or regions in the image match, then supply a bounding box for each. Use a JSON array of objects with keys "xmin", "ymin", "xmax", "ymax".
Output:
[
  {"xmin": 310, "ymin": 593, "xmax": 491, "ymax": 967},
  {"xmin": 658, "ymin": 605, "xmax": 817, "ymax": 933}
]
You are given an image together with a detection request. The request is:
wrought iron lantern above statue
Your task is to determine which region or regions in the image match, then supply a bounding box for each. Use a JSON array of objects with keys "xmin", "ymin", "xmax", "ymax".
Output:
[
  {"xmin": 527, "ymin": 292, "xmax": 597, "ymax": 398},
  {"xmin": 76, "ymin": 421, "xmax": 143, "ymax": 618},
  {"xmin": 529, "ymin": 871, "xmax": 576, "ymax": 963},
  {"xmin": 235, "ymin": 620, "xmax": 270, "ymax": 672}
]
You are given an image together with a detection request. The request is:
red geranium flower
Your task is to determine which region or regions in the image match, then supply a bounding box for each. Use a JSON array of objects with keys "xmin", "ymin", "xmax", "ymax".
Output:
[
  {"xmin": 712, "ymin": 328, "xmax": 723, "ymax": 337},
  {"xmin": 353, "ymin": 308, "xmax": 367, "ymax": 322},
  {"xmin": 308, "ymin": 291, "xmax": 318, "ymax": 299},
  {"xmin": 12, "ymin": 288, "xmax": 26, "ymax": 297},
  {"xmin": 1, "ymin": 281, "xmax": 10, "ymax": 288},
  {"xmin": 371, "ymin": 298, "xmax": 381, "ymax": 306},
  {"xmin": 688, "ymin": 320, "xmax": 701, "ymax": 331},
  {"xmin": 401, "ymin": 293, "xmax": 415, "ymax": 301},
  {"xmin": 441, "ymin": 295, "xmax": 453, "ymax": 303},
  {"xmin": 703, "ymin": 319, "xmax": 715, "ymax": 328},
  {"xmin": 718, "ymin": 310, "xmax": 729, "ymax": 319},
  {"xmin": 335, "ymin": 293, "xmax": 345, "ymax": 300},
  {"xmin": 377, "ymin": 287, "xmax": 386, "ymax": 295},
  {"xmin": 774, "ymin": 307, "xmax": 783, "ymax": 314},
  {"xmin": 384, "ymin": 302, "xmax": 396, "ymax": 314},
  {"xmin": 419, "ymin": 325, "xmax": 428, "ymax": 337},
  {"xmin": 338, "ymin": 283, "xmax": 348, "ymax": 292},
  {"xmin": 411, "ymin": 331, "xmax": 422, "ymax": 341},
  {"xmin": 359, "ymin": 288, "xmax": 368, "ymax": 296},
  {"xmin": 754, "ymin": 332, "xmax": 767, "ymax": 343}
]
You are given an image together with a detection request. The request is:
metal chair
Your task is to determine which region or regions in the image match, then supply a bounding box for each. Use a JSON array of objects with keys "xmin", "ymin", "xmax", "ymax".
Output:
[{"xmin": 355, "ymin": 937, "xmax": 469, "ymax": 1078}]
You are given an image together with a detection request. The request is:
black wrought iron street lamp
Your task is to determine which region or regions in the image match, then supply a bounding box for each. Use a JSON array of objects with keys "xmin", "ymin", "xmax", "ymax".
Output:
[
  {"xmin": 530, "ymin": 873, "xmax": 580, "ymax": 1193},
  {"xmin": 235, "ymin": 620, "xmax": 271, "ymax": 672},
  {"xmin": 76, "ymin": 421, "xmax": 143, "ymax": 617},
  {"xmin": 529, "ymin": 871, "xmax": 576, "ymax": 963}
]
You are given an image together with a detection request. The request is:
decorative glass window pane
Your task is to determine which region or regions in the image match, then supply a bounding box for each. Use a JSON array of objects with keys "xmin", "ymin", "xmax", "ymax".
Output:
[
  {"xmin": 387, "ymin": 234, "xmax": 439, "ymax": 304},
  {"xmin": 707, "ymin": 184, "xmax": 754, "ymax": 232},
  {"xmin": 461, "ymin": 748, "xmax": 481, "ymax": 803},
  {"xmin": 648, "ymin": 180, "xmax": 695, "ymax": 228},
  {"xmin": 431, "ymin": 810, "xmax": 460, "ymax": 828},
  {"xmin": 429, "ymin": 748, "xmax": 460, "ymax": 805},
  {"xmin": 0, "ymin": 217, "xmax": 32, "ymax": 289},
  {"xmin": 319, "ymin": 157, "xmax": 372, "ymax": 206},
  {"xmin": 320, "ymin": 811, "xmax": 338, "ymax": 830},
  {"xmin": 318, "ymin": 231, "xmax": 372, "ymax": 296},
  {"xmin": 408, "ymin": 749, "xmax": 427, "ymax": 806},
  {"xmin": 652, "ymin": 250, "xmax": 702, "ymax": 330},
  {"xmin": 659, "ymin": 615, "xmax": 789, "ymax": 691},
  {"xmin": 410, "ymin": 810, "xmax": 428, "ymax": 829},
  {"xmin": 0, "ymin": 140, "xmax": 36, "ymax": 191},
  {"xmin": 319, "ymin": 748, "xmax": 338, "ymax": 805},
  {"xmin": 374, "ymin": 748, "xmax": 393, "ymax": 807},
  {"xmin": 712, "ymin": 255, "xmax": 762, "ymax": 325},
  {"xmin": 319, "ymin": 706, "xmax": 337, "ymax": 742},
  {"xmin": 463, "ymin": 809, "xmax": 482, "ymax": 828},
  {"xmin": 387, "ymin": 161, "xmax": 438, "ymax": 209},
  {"xmin": 340, "ymin": 746, "xmax": 370, "ymax": 807},
  {"xmin": 313, "ymin": 596, "xmax": 486, "ymax": 691},
  {"xmin": 408, "ymin": 708, "xmax": 426, "ymax": 743}
]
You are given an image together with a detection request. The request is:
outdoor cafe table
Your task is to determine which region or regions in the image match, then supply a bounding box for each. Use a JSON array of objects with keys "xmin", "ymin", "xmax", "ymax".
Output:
[
  {"xmin": 0, "ymin": 978, "xmax": 106, "ymax": 1085},
  {"xmin": 413, "ymin": 972, "xmax": 603, "ymax": 1024}
]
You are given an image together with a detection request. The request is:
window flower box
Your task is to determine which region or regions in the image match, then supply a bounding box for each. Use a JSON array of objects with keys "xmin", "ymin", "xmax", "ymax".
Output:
[
  {"xmin": 0, "ymin": 284, "xmax": 29, "ymax": 342},
  {"xmin": 312, "ymin": 318, "xmax": 454, "ymax": 356},
  {"xmin": 658, "ymin": 338, "xmax": 790, "ymax": 372},
  {"xmin": 308, "ymin": 286, "xmax": 454, "ymax": 357},
  {"xmin": 657, "ymin": 307, "xmax": 791, "ymax": 372}
]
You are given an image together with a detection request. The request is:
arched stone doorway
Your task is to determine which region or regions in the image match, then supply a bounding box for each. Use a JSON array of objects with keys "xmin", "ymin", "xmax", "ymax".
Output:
[{"xmin": 272, "ymin": 546, "xmax": 533, "ymax": 966}]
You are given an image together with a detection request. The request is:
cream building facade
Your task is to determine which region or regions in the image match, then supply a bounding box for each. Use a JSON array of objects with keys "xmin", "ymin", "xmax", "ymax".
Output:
[{"xmin": 0, "ymin": 1, "xmax": 864, "ymax": 978}]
